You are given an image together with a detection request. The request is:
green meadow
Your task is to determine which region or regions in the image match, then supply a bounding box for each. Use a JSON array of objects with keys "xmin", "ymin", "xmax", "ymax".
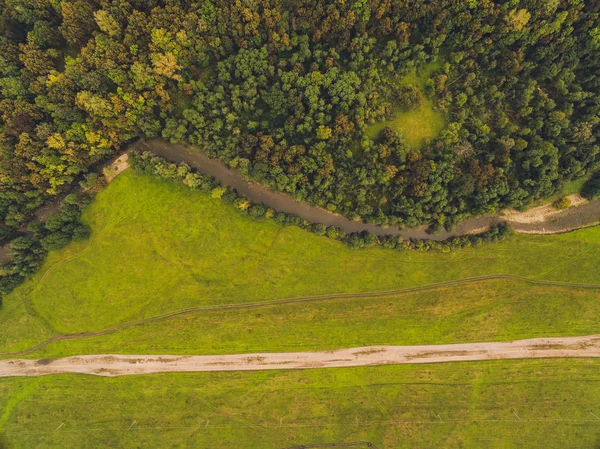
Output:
[
  {"xmin": 1, "ymin": 171, "xmax": 600, "ymax": 357},
  {"xmin": 1, "ymin": 170, "xmax": 600, "ymax": 448},
  {"xmin": 2, "ymin": 360, "xmax": 600, "ymax": 449}
]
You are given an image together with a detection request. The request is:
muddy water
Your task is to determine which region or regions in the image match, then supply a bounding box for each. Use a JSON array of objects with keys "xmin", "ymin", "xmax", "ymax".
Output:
[
  {"xmin": 2, "ymin": 137, "xmax": 598, "ymax": 265},
  {"xmin": 134, "ymin": 138, "xmax": 503, "ymax": 241}
]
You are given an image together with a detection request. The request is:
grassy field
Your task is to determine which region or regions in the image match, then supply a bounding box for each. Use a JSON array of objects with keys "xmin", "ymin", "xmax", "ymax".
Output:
[
  {"xmin": 2, "ymin": 360, "xmax": 600, "ymax": 448},
  {"xmin": 558, "ymin": 175, "xmax": 591, "ymax": 198},
  {"xmin": 1, "ymin": 170, "xmax": 600, "ymax": 448},
  {"xmin": 13, "ymin": 279, "xmax": 600, "ymax": 358},
  {"xmin": 1, "ymin": 170, "xmax": 600, "ymax": 357},
  {"xmin": 366, "ymin": 61, "xmax": 445, "ymax": 147}
]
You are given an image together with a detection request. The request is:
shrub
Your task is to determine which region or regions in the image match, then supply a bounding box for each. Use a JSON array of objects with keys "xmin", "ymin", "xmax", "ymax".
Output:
[
  {"xmin": 426, "ymin": 222, "xmax": 443, "ymax": 234},
  {"xmin": 211, "ymin": 186, "xmax": 226, "ymax": 199},
  {"xmin": 299, "ymin": 220, "xmax": 311, "ymax": 231},
  {"xmin": 198, "ymin": 178, "xmax": 214, "ymax": 191},
  {"xmin": 0, "ymin": 227, "xmax": 11, "ymax": 243},
  {"xmin": 221, "ymin": 188, "xmax": 238, "ymax": 204},
  {"xmin": 312, "ymin": 223, "xmax": 326, "ymax": 235},
  {"xmin": 363, "ymin": 231, "xmax": 379, "ymax": 247},
  {"xmin": 274, "ymin": 212, "xmax": 288, "ymax": 225},
  {"xmin": 72, "ymin": 224, "xmax": 92, "ymax": 241},
  {"xmin": 80, "ymin": 173, "xmax": 106, "ymax": 193},
  {"xmin": 183, "ymin": 173, "xmax": 204, "ymax": 189},
  {"xmin": 343, "ymin": 233, "xmax": 365, "ymax": 249},
  {"xmin": 0, "ymin": 273, "xmax": 25, "ymax": 298},
  {"xmin": 553, "ymin": 197, "xmax": 571, "ymax": 209},
  {"xmin": 380, "ymin": 236, "xmax": 398, "ymax": 249},
  {"xmin": 248, "ymin": 204, "xmax": 266, "ymax": 218},
  {"xmin": 325, "ymin": 226, "xmax": 339, "ymax": 239},
  {"xmin": 41, "ymin": 232, "xmax": 71, "ymax": 251},
  {"xmin": 10, "ymin": 237, "xmax": 37, "ymax": 251},
  {"xmin": 288, "ymin": 215, "xmax": 303, "ymax": 226},
  {"xmin": 234, "ymin": 198, "xmax": 250, "ymax": 210},
  {"xmin": 391, "ymin": 84, "xmax": 423, "ymax": 110}
]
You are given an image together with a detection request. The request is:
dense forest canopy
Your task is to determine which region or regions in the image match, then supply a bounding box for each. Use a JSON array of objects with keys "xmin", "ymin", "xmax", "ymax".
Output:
[{"xmin": 0, "ymin": 0, "xmax": 599, "ymax": 231}]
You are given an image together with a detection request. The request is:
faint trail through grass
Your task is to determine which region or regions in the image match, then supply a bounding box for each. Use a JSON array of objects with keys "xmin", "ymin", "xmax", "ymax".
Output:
[{"xmin": 2, "ymin": 274, "xmax": 599, "ymax": 357}]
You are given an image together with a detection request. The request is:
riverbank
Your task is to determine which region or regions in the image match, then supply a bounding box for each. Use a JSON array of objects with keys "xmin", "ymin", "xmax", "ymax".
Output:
[
  {"xmin": 504, "ymin": 195, "xmax": 600, "ymax": 234},
  {"xmin": 133, "ymin": 138, "xmax": 600, "ymax": 238},
  {"xmin": 133, "ymin": 139, "xmax": 502, "ymax": 241},
  {"xmin": 2, "ymin": 138, "xmax": 598, "ymax": 265}
]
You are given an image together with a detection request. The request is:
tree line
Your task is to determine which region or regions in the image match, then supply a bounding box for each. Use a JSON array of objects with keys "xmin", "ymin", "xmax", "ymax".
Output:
[{"xmin": 0, "ymin": 193, "xmax": 90, "ymax": 301}]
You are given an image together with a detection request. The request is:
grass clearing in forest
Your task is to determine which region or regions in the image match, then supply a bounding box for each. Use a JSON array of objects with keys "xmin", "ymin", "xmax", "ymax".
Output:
[
  {"xmin": 366, "ymin": 61, "xmax": 446, "ymax": 147},
  {"xmin": 366, "ymin": 101, "xmax": 446, "ymax": 147},
  {"xmin": 538, "ymin": 171, "xmax": 598, "ymax": 206},
  {"xmin": 1, "ymin": 171, "xmax": 600, "ymax": 357},
  {"xmin": 2, "ymin": 360, "xmax": 600, "ymax": 448}
]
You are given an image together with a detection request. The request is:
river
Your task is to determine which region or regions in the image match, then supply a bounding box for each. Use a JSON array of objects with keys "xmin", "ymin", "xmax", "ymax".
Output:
[
  {"xmin": 134, "ymin": 138, "xmax": 503, "ymax": 241},
  {"xmin": 3, "ymin": 137, "xmax": 597, "ymax": 265}
]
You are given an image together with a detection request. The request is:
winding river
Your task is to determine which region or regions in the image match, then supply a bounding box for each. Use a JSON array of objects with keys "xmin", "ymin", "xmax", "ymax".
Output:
[
  {"xmin": 2, "ymin": 137, "xmax": 598, "ymax": 264},
  {"xmin": 134, "ymin": 138, "xmax": 502, "ymax": 241}
]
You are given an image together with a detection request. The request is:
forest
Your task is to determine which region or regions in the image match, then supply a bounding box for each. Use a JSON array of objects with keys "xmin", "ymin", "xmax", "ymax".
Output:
[{"xmin": 0, "ymin": 0, "xmax": 599, "ymax": 232}]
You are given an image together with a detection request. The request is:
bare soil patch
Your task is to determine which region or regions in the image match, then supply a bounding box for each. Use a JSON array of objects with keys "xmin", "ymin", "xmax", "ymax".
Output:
[
  {"xmin": 506, "ymin": 197, "xmax": 600, "ymax": 234},
  {"xmin": 503, "ymin": 195, "xmax": 588, "ymax": 224},
  {"xmin": 104, "ymin": 153, "xmax": 130, "ymax": 182}
]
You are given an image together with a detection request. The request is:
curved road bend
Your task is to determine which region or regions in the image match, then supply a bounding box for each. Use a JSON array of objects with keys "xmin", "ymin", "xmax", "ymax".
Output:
[
  {"xmin": 3, "ymin": 334, "xmax": 600, "ymax": 377},
  {"xmin": 133, "ymin": 138, "xmax": 501, "ymax": 241}
]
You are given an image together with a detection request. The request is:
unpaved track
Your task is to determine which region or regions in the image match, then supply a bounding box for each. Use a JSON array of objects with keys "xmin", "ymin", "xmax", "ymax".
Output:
[{"xmin": 3, "ymin": 335, "xmax": 600, "ymax": 377}]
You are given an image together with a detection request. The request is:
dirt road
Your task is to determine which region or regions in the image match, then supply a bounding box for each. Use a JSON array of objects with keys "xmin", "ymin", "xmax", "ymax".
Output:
[{"xmin": 2, "ymin": 335, "xmax": 600, "ymax": 377}]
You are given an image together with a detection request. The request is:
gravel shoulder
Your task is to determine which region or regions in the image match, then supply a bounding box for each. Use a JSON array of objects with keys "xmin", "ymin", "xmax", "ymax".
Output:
[{"xmin": 3, "ymin": 334, "xmax": 600, "ymax": 377}]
